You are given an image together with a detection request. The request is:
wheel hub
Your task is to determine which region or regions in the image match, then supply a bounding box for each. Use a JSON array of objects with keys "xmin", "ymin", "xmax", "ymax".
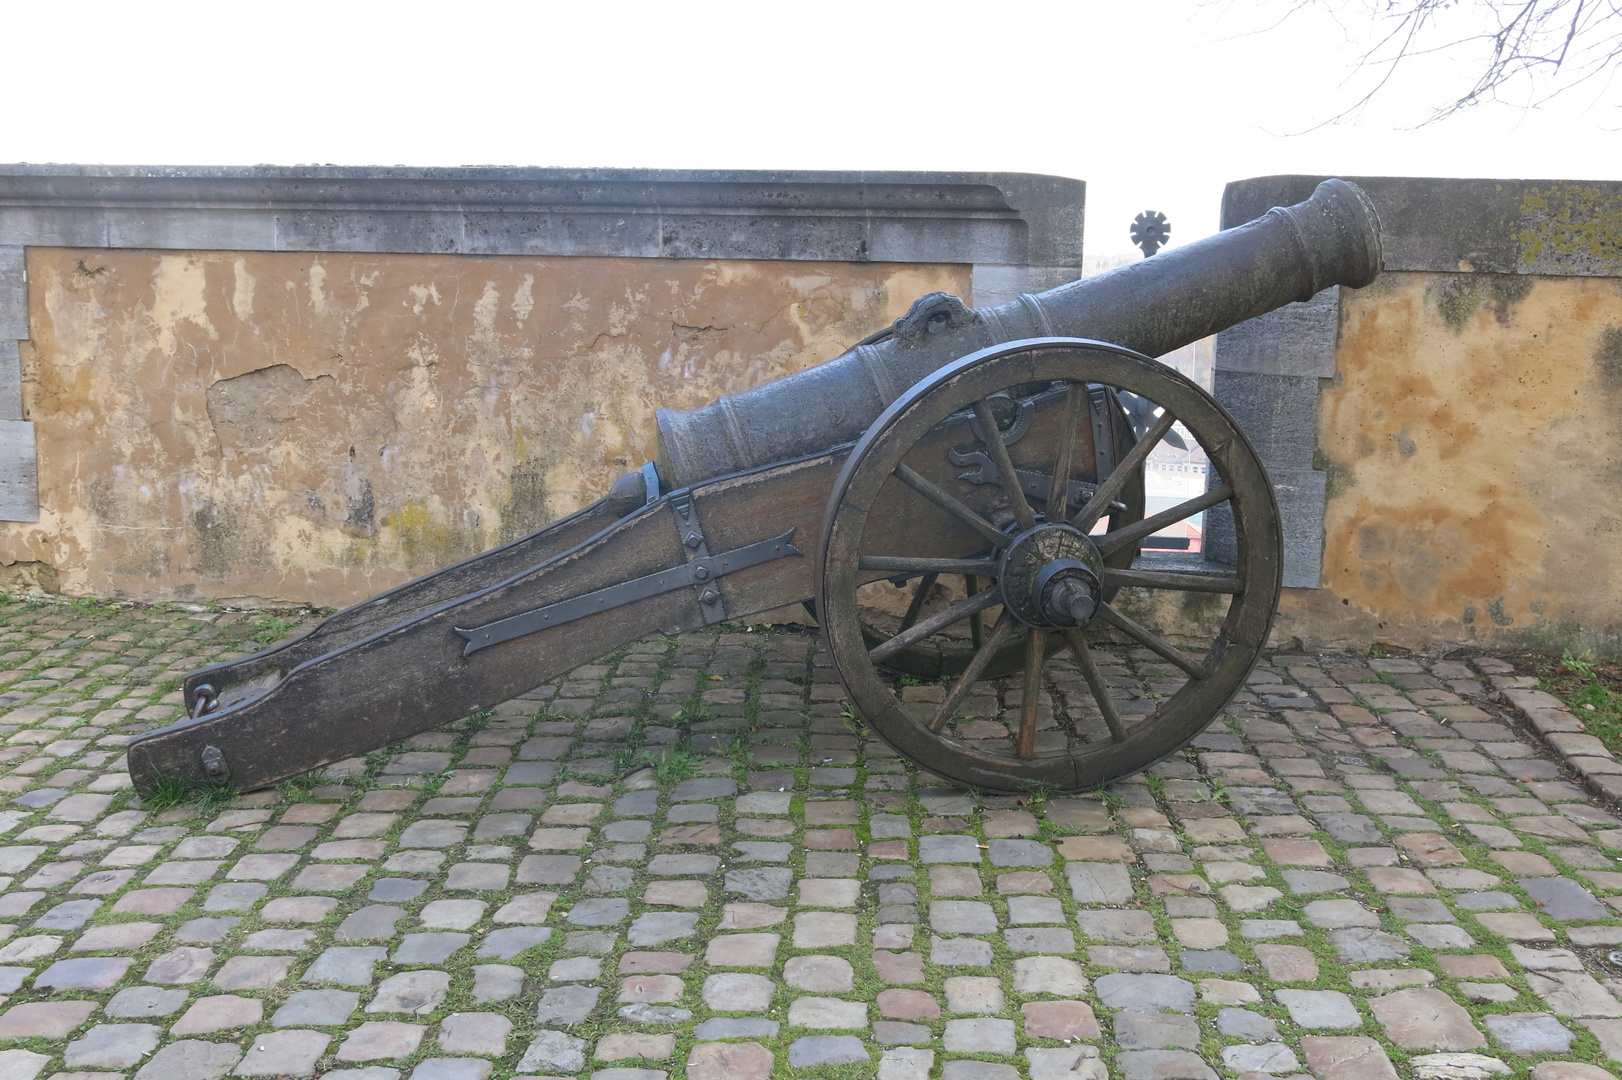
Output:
[{"xmin": 998, "ymin": 523, "xmax": 1104, "ymax": 629}]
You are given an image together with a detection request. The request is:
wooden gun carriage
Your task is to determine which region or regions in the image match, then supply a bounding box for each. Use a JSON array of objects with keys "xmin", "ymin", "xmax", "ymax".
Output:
[{"xmin": 127, "ymin": 179, "xmax": 1382, "ymax": 795}]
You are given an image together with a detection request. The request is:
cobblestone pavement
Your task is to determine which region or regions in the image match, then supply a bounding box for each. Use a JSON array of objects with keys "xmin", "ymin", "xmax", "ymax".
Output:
[{"xmin": 0, "ymin": 599, "xmax": 1618, "ymax": 1080}]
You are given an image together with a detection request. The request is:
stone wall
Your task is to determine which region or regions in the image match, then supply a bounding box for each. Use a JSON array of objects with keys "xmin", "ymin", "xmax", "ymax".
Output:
[
  {"xmin": 0, "ymin": 166, "xmax": 1083, "ymax": 604},
  {"xmin": 19, "ymin": 249, "xmax": 966, "ymax": 602},
  {"xmin": 1216, "ymin": 176, "xmax": 1622, "ymax": 656},
  {"xmin": 11, "ymin": 165, "xmax": 1620, "ymax": 657}
]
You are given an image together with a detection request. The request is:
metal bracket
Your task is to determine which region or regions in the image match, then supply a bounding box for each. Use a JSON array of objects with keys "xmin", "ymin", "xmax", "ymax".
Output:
[
  {"xmin": 668, "ymin": 489, "xmax": 729, "ymax": 625},
  {"xmin": 965, "ymin": 394, "xmax": 1034, "ymax": 449},
  {"xmin": 454, "ymin": 530, "xmax": 801, "ymax": 655},
  {"xmin": 948, "ymin": 448, "xmax": 1121, "ymax": 514},
  {"xmin": 1117, "ymin": 391, "xmax": 1187, "ymax": 450},
  {"xmin": 190, "ymin": 683, "xmax": 220, "ymax": 719},
  {"xmin": 641, "ymin": 462, "xmax": 661, "ymax": 505},
  {"xmin": 669, "ymin": 490, "xmax": 709, "ymax": 557},
  {"xmin": 201, "ymin": 745, "xmax": 230, "ymax": 780},
  {"xmin": 1086, "ymin": 384, "xmax": 1116, "ymax": 482}
]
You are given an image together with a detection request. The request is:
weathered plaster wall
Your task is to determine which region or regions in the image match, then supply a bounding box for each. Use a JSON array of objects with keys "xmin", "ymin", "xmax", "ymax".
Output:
[
  {"xmin": 8, "ymin": 248, "xmax": 968, "ymax": 603},
  {"xmin": 1272, "ymin": 270, "xmax": 1622, "ymax": 654},
  {"xmin": 1216, "ymin": 175, "xmax": 1622, "ymax": 657}
]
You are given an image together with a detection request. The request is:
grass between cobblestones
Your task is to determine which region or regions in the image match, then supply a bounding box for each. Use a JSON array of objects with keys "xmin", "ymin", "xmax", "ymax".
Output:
[
  {"xmin": 1522, "ymin": 649, "xmax": 1622, "ymax": 761},
  {"xmin": 0, "ymin": 596, "xmax": 1615, "ymax": 1078}
]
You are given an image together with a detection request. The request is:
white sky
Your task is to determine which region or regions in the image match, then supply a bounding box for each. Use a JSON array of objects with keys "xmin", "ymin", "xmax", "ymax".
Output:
[{"xmin": 3, "ymin": 0, "xmax": 1617, "ymax": 261}]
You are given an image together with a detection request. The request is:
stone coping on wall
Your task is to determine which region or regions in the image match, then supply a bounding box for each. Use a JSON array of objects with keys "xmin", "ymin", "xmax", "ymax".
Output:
[
  {"xmin": 0, "ymin": 164, "xmax": 1087, "ymax": 304},
  {"xmin": 1224, "ymin": 174, "xmax": 1622, "ymax": 277},
  {"xmin": 0, "ymin": 164, "xmax": 1089, "ymax": 524}
]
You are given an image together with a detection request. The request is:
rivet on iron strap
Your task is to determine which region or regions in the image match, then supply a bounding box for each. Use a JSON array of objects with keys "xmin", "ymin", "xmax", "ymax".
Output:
[
  {"xmin": 1086, "ymin": 384, "xmax": 1116, "ymax": 481},
  {"xmin": 669, "ymin": 489, "xmax": 727, "ymax": 624}
]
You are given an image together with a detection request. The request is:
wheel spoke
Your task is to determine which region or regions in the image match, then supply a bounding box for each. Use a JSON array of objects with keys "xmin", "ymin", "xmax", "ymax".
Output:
[
  {"xmin": 897, "ymin": 572, "xmax": 938, "ymax": 634},
  {"xmin": 894, "ymin": 463, "xmax": 1011, "ymax": 548},
  {"xmin": 1061, "ymin": 628, "xmax": 1128, "ymax": 743},
  {"xmin": 973, "ymin": 398, "xmax": 1037, "ymax": 530},
  {"xmin": 1096, "ymin": 601, "xmax": 1207, "ymax": 680},
  {"xmin": 928, "ymin": 610, "xmax": 1018, "ymax": 732},
  {"xmin": 1046, "ymin": 381, "xmax": 1085, "ymax": 520},
  {"xmin": 1017, "ymin": 628, "xmax": 1046, "ymax": 758},
  {"xmin": 1071, "ymin": 409, "xmax": 1177, "ymax": 533},
  {"xmin": 1096, "ymin": 485, "xmax": 1233, "ymax": 558},
  {"xmin": 965, "ymin": 575, "xmax": 984, "ymax": 649},
  {"xmin": 1101, "ymin": 568, "xmax": 1244, "ymax": 594},
  {"xmin": 869, "ymin": 587, "xmax": 1003, "ymax": 663},
  {"xmin": 859, "ymin": 556, "xmax": 1001, "ymax": 576}
]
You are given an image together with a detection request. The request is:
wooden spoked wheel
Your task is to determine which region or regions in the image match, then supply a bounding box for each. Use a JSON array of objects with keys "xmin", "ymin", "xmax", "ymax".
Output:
[
  {"xmin": 845, "ymin": 385, "xmax": 1145, "ymax": 682},
  {"xmin": 816, "ymin": 338, "xmax": 1282, "ymax": 793}
]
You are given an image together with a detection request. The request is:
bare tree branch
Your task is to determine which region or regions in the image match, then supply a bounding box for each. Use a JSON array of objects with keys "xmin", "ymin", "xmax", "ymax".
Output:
[{"xmin": 1264, "ymin": 0, "xmax": 1622, "ymax": 127}]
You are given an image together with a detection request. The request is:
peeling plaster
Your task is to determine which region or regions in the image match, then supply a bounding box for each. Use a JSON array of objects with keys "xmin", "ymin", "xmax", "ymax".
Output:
[{"xmin": 8, "ymin": 248, "xmax": 969, "ymax": 603}]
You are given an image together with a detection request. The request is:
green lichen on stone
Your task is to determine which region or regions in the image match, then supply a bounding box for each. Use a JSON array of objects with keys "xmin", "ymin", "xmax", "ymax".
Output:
[
  {"xmin": 1599, "ymin": 325, "xmax": 1622, "ymax": 380},
  {"xmin": 1428, "ymin": 276, "xmax": 1484, "ymax": 331},
  {"xmin": 1424, "ymin": 273, "xmax": 1534, "ymax": 333},
  {"xmin": 1314, "ymin": 448, "xmax": 1356, "ymax": 503},
  {"xmin": 1519, "ymin": 183, "xmax": 1622, "ymax": 273}
]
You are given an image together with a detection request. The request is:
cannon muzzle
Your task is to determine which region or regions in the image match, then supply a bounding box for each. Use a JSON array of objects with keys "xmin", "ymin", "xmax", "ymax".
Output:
[{"xmin": 655, "ymin": 178, "xmax": 1381, "ymax": 488}]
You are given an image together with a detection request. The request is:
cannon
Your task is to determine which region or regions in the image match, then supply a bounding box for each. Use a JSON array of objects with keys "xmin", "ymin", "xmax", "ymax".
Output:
[{"xmin": 127, "ymin": 178, "xmax": 1382, "ymax": 795}]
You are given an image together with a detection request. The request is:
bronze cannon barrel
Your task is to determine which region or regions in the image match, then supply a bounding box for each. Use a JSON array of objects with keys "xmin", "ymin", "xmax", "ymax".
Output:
[{"xmin": 654, "ymin": 177, "xmax": 1381, "ymax": 489}]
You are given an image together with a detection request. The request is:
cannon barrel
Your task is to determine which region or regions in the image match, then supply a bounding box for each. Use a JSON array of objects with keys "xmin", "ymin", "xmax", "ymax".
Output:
[{"xmin": 654, "ymin": 178, "xmax": 1381, "ymax": 488}]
